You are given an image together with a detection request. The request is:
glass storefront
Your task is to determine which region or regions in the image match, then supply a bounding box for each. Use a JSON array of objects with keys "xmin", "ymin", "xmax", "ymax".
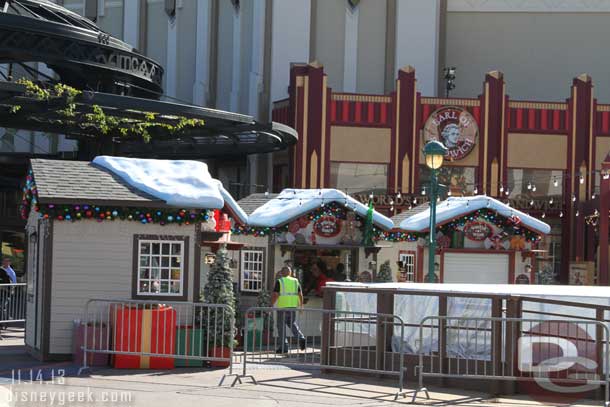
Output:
[
  {"xmin": 418, "ymin": 165, "xmax": 477, "ymax": 197},
  {"xmin": 329, "ymin": 162, "xmax": 388, "ymax": 195}
]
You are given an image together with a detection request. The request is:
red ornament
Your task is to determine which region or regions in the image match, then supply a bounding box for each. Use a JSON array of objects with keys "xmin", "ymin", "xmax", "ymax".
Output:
[
  {"xmin": 85, "ymin": 210, "xmax": 93, "ymax": 218},
  {"xmin": 57, "ymin": 215, "xmax": 64, "ymax": 221}
]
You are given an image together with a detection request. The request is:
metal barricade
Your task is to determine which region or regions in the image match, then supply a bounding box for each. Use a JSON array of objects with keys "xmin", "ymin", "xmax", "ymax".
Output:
[
  {"xmin": 238, "ymin": 306, "xmax": 405, "ymax": 397},
  {"xmin": 0, "ymin": 283, "xmax": 27, "ymax": 325},
  {"xmin": 80, "ymin": 299, "xmax": 240, "ymax": 385},
  {"xmin": 404, "ymin": 316, "xmax": 610, "ymax": 405}
]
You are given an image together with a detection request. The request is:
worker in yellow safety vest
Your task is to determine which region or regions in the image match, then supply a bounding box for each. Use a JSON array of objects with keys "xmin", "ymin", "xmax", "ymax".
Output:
[{"xmin": 271, "ymin": 266, "xmax": 306, "ymax": 353}]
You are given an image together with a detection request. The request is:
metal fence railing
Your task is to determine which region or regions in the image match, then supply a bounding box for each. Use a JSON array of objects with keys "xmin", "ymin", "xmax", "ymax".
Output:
[
  {"xmin": 404, "ymin": 316, "xmax": 610, "ymax": 405},
  {"xmin": 240, "ymin": 307, "xmax": 406, "ymax": 397},
  {"xmin": 0, "ymin": 283, "xmax": 26, "ymax": 325},
  {"xmin": 80, "ymin": 299, "xmax": 241, "ymax": 385}
]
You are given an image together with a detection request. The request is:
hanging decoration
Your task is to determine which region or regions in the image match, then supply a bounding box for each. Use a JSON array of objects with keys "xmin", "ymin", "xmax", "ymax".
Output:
[
  {"xmin": 19, "ymin": 168, "xmax": 209, "ymax": 226},
  {"xmin": 232, "ymin": 224, "xmax": 289, "ymax": 237},
  {"xmin": 436, "ymin": 209, "xmax": 542, "ymax": 243}
]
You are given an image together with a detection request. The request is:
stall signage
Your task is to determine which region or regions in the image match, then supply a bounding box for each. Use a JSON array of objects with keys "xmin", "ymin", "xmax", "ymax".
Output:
[
  {"xmin": 423, "ymin": 106, "xmax": 478, "ymax": 161},
  {"xmin": 463, "ymin": 221, "xmax": 492, "ymax": 241},
  {"xmin": 314, "ymin": 216, "xmax": 342, "ymax": 238}
]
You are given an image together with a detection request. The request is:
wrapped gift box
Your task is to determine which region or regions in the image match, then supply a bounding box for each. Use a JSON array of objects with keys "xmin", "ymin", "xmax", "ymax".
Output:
[
  {"xmin": 113, "ymin": 305, "xmax": 176, "ymax": 369},
  {"xmin": 175, "ymin": 325, "xmax": 205, "ymax": 367}
]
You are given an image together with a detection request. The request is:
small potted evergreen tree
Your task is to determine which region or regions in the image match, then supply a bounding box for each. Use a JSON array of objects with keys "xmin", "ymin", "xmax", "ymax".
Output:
[
  {"xmin": 202, "ymin": 245, "xmax": 236, "ymax": 367},
  {"xmin": 375, "ymin": 260, "xmax": 393, "ymax": 283}
]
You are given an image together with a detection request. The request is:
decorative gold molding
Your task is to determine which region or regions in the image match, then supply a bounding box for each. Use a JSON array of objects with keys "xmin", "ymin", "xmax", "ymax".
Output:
[
  {"xmin": 402, "ymin": 155, "xmax": 410, "ymax": 193},
  {"xmin": 302, "ymin": 76, "xmax": 309, "ymax": 188},
  {"xmin": 597, "ymin": 105, "xmax": 610, "ymax": 112},
  {"xmin": 310, "ymin": 151, "xmax": 318, "ymax": 188},
  {"xmin": 420, "ymin": 97, "xmax": 480, "ymax": 107},
  {"xmin": 483, "ymin": 82, "xmax": 490, "ymax": 195},
  {"xmin": 332, "ymin": 94, "xmax": 391, "ymax": 103},
  {"xmin": 508, "ymin": 101, "xmax": 567, "ymax": 110},
  {"xmin": 394, "ymin": 82, "xmax": 400, "ymax": 193},
  {"xmin": 320, "ymin": 76, "xmax": 328, "ymax": 188},
  {"xmin": 491, "ymin": 158, "xmax": 499, "ymax": 197}
]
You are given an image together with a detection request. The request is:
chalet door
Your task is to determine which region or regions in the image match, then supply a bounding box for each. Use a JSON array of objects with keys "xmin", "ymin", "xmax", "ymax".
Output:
[{"xmin": 443, "ymin": 252, "xmax": 509, "ymax": 284}]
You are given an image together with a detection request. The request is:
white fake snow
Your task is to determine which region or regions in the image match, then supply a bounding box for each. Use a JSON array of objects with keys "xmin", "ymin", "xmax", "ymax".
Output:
[
  {"xmin": 398, "ymin": 195, "xmax": 551, "ymax": 234},
  {"xmin": 247, "ymin": 188, "xmax": 394, "ymax": 230},
  {"xmin": 93, "ymin": 156, "xmax": 247, "ymax": 223}
]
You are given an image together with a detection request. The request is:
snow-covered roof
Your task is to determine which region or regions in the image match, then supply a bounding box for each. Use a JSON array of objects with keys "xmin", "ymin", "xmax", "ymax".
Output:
[
  {"xmin": 247, "ymin": 188, "xmax": 394, "ymax": 230},
  {"xmin": 92, "ymin": 156, "xmax": 248, "ymax": 224},
  {"xmin": 398, "ymin": 195, "xmax": 551, "ymax": 234}
]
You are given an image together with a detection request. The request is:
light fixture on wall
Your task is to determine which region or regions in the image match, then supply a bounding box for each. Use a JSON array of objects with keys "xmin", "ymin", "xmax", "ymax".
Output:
[{"xmin": 443, "ymin": 67, "xmax": 457, "ymax": 98}]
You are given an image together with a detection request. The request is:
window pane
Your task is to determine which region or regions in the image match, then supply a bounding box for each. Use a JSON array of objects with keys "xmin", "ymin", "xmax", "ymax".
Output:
[
  {"xmin": 140, "ymin": 243, "xmax": 151, "ymax": 254},
  {"xmin": 419, "ymin": 165, "xmax": 477, "ymax": 197},
  {"xmin": 139, "ymin": 281, "xmax": 149, "ymax": 293},
  {"xmin": 161, "ymin": 269, "xmax": 169, "ymax": 280},
  {"xmin": 140, "ymin": 268, "xmax": 150, "ymax": 279},
  {"xmin": 171, "ymin": 268, "xmax": 181, "ymax": 280},
  {"xmin": 162, "ymin": 243, "xmax": 170, "ymax": 255},
  {"xmin": 171, "ymin": 243, "xmax": 181, "ymax": 255},
  {"xmin": 170, "ymin": 282, "xmax": 180, "ymax": 293},
  {"xmin": 152, "ymin": 243, "xmax": 160, "ymax": 254},
  {"xmin": 171, "ymin": 257, "xmax": 180, "ymax": 268},
  {"xmin": 160, "ymin": 281, "xmax": 169, "ymax": 293},
  {"xmin": 140, "ymin": 257, "xmax": 150, "ymax": 267},
  {"xmin": 329, "ymin": 162, "xmax": 388, "ymax": 195},
  {"xmin": 151, "ymin": 268, "xmax": 160, "ymax": 279},
  {"xmin": 161, "ymin": 257, "xmax": 169, "ymax": 267}
]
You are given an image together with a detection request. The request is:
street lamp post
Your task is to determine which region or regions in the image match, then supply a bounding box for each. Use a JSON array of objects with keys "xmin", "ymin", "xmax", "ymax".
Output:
[{"xmin": 424, "ymin": 140, "xmax": 448, "ymax": 283}]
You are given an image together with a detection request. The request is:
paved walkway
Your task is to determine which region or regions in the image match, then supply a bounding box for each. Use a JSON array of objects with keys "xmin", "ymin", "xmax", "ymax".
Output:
[{"xmin": 0, "ymin": 328, "xmax": 603, "ymax": 406}]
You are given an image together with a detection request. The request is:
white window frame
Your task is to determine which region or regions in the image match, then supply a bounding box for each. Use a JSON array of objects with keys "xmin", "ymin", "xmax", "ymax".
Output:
[
  {"xmin": 399, "ymin": 252, "xmax": 416, "ymax": 282},
  {"xmin": 240, "ymin": 249, "xmax": 264, "ymax": 293},
  {"xmin": 137, "ymin": 239, "xmax": 185, "ymax": 296}
]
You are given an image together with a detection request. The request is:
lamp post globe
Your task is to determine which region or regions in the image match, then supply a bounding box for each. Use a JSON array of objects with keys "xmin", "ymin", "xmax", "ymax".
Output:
[{"xmin": 423, "ymin": 140, "xmax": 447, "ymax": 283}]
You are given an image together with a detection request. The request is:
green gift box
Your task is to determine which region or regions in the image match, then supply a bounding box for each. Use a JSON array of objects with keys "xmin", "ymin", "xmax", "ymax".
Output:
[{"xmin": 175, "ymin": 325, "xmax": 205, "ymax": 367}]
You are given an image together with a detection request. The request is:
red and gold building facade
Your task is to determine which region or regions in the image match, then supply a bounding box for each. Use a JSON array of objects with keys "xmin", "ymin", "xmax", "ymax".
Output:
[{"xmin": 272, "ymin": 63, "xmax": 610, "ymax": 285}]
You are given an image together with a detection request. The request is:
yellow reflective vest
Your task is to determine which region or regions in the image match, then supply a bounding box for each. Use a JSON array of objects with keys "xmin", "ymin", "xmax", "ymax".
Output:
[{"xmin": 276, "ymin": 276, "xmax": 300, "ymax": 308}]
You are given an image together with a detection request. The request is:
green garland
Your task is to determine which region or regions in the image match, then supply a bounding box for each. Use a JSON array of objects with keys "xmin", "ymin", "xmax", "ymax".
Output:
[
  {"xmin": 36, "ymin": 203, "xmax": 209, "ymax": 225},
  {"xmin": 11, "ymin": 80, "xmax": 205, "ymax": 143}
]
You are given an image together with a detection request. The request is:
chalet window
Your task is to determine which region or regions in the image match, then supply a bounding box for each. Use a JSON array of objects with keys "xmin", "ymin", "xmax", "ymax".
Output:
[
  {"xmin": 240, "ymin": 249, "xmax": 264, "ymax": 293},
  {"xmin": 399, "ymin": 252, "xmax": 415, "ymax": 282},
  {"xmin": 134, "ymin": 236, "xmax": 188, "ymax": 299}
]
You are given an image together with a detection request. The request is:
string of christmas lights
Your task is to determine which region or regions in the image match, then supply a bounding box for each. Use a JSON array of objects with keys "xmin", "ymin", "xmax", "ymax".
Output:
[{"xmin": 20, "ymin": 169, "xmax": 210, "ymax": 225}]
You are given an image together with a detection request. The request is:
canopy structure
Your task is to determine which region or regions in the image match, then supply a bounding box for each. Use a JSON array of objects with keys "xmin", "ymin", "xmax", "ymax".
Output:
[
  {"xmin": 398, "ymin": 195, "xmax": 551, "ymax": 235},
  {"xmin": 247, "ymin": 188, "xmax": 394, "ymax": 230},
  {"xmin": 0, "ymin": 81, "xmax": 297, "ymax": 158},
  {"xmin": 0, "ymin": 0, "xmax": 297, "ymax": 157}
]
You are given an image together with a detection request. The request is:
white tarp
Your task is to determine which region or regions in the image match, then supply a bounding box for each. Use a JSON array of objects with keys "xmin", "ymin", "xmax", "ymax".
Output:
[
  {"xmin": 247, "ymin": 188, "xmax": 394, "ymax": 230},
  {"xmin": 330, "ymin": 282, "xmax": 610, "ymax": 361},
  {"xmin": 398, "ymin": 195, "xmax": 551, "ymax": 235},
  {"xmin": 92, "ymin": 156, "xmax": 248, "ymax": 223}
]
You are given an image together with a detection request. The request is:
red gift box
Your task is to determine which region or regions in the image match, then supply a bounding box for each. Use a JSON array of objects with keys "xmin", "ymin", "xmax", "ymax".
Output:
[{"xmin": 113, "ymin": 305, "xmax": 176, "ymax": 369}]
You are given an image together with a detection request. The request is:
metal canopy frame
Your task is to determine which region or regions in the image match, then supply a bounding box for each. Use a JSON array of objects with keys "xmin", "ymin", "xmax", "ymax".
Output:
[{"xmin": 0, "ymin": 81, "xmax": 297, "ymax": 158}]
